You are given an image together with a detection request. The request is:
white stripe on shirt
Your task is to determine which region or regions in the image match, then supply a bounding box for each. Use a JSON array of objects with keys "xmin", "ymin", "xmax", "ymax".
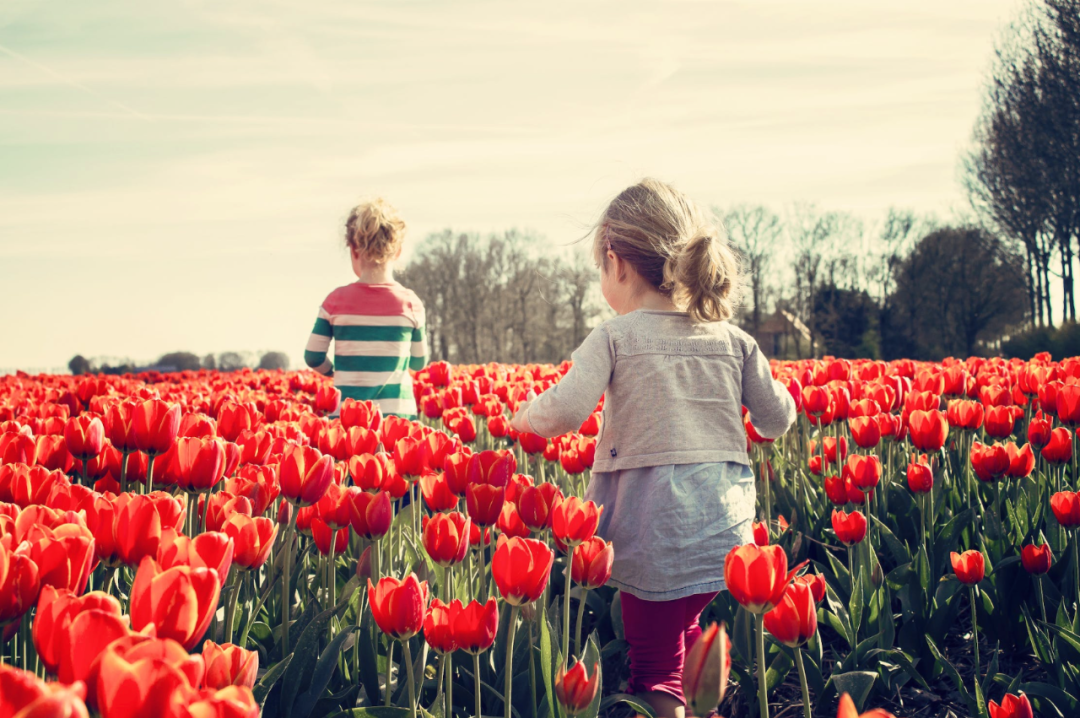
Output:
[{"xmin": 330, "ymin": 314, "xmax": 418, "ymax": 328}]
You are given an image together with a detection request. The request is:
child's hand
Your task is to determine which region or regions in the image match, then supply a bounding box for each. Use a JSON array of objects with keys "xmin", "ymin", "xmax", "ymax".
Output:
[{"xmin": 510, "ymin": 392, "xmax": 537, "ymax": 433}]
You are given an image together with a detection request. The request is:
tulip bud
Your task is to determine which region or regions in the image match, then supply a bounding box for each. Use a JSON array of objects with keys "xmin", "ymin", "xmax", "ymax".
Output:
[
  {"xmin": 356, "ymin": 545, "xmax": 372, "ymax": 581},
  {"xmin": 682, "ymin": 622, "xmax": 730, "ymax": 716}
]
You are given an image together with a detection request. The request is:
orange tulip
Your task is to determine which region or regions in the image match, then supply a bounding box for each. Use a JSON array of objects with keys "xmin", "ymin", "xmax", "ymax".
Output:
[
  {"xmin": 682, "ymin": 622, "xmax": 730, "ymax": 718},
  {"xmin": 181, "ymin": 686, "xmax": 260, "ymax": 718},
  {"xmin": 723, "ymin": 544, "xmax": 792, "ymax": 614},
  {"xmin": 554, "ymin": 661, "xmax": 600, "ymax": 716},
  {"xmin": 367, "ymin": 574, "xmax": 429, "ymax": 640},
  {"xmin": 130, "ymin": 557, "xmax": 221, "ymax": 650},
  {"xmin": 202, "ymin": 641, "xmax": 258, "ymax": 690}
]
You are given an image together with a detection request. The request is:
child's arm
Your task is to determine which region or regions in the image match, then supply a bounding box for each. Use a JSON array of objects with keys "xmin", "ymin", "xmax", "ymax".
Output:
[
  {"xmin": 741, "ymin": 342, "xmax": 797, "ymax": 439},
  {"xmin": 409, "ymin": 302, "xmax": 429, "ymax": 371},
  {"xmin": 512, "ymin": 326, "xmax": 612, "ymax": 438},
  {"xmin": 304, "ymin": 306, "xmax": 335, "ymax": 376}
]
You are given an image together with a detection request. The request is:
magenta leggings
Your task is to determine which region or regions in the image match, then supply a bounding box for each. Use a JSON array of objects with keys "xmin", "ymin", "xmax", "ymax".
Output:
[{"xmin": 620, "ymin": 591, "xmax": 719, "ymax": 704}]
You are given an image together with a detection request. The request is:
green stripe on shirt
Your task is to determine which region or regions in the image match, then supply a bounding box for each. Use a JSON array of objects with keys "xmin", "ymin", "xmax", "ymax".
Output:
[
  {"xmin": 335, "ymin": 355, "xmax": 410, "ymax": 373},
  {"xmin": 339, "ymin": 383, "xmax": 415, "ymax": 401},
  {"xmin": 312, "ymin": 317, "xmax": 333, "ymax": 336}
]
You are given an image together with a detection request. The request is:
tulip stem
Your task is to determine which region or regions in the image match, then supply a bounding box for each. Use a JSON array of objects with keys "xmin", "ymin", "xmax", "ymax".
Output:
[
  {"xmin": 1036, "ymin": 575, "xmax": 1048, "ymax": 624},
  {"xmin": 1073, "ymin": 534, "xmax": 1080, "ymax": 611},
  {"xmin": 755, "ymin": 612, "xmax": 769, "ymax": 718},
  {"xmin": 562, "ymin": 554, "xmax": 573, "ymax": 664},
  {"xmin": 445, "ymin": 651, "xmax": 454, "ymax": 718},
  {"xmin": 200, "ymin": 489, "xmax": 211, "ymax": 534},
  {"xmin": 239, "ymin": 568, "xmax": 279, "ymax": 649},
  {"xmin": 145, "ymin": 453, "xmax": 156, "ymax": 494},
  {"xmin": 474, "ymin": 652, "xmax": 482, "ymax": 718},
  {"xmin": 403, "ymin": 640, "xmax": 417, "ymax": 718},
  {"xmin": 574, "ymin": 588, "xmax": 587, "ymax": 656},
  {"xmin": 794, "ymin": 647, "xmax": 812, "ymax": 718},
  {"xmin": 385, "ymin": 640, "xmax": 395, "ymax": 707},
  {"xmin": 480, "ymin": 531, "xmax": 489, "ymax": 601},
  {"xmin": 281, "ymin": 508, "xmax": 298, "ymax": 655},
  {"xmin": 120, "ymin": 450, "xmax": 130, "ymax": 494},
  {"xmin": 969, "ymin": 585, "xmax": 980, "ymax": 679},
  {"xmin": 529, "ymin": 619, "xmax": 538, "ymax": 718},
  {"xmin": 505, "ymin": 605, "xmax": 519, "ymax": 718},
  {"xmin": 225, "ymin": 574, "xmax": 240, "ymax": 644}
]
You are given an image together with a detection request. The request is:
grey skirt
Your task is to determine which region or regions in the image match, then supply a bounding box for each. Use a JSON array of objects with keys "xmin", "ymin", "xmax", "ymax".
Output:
[{"xmin": 585, "ymin": 462, "xmax": 756, "ymax": 601}]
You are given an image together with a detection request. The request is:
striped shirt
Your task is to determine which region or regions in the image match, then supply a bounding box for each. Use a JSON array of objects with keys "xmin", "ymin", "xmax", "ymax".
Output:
[{"xmin": 304, "ymin": 281, "xmax": 428, "ymax": 417}]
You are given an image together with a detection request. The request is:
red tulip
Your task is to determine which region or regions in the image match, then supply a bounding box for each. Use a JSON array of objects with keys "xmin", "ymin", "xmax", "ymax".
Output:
[
  {"xmin": 132, "ymin": 399, "xmax": 181, "ymax": 456},
  {"xmin": 1020, "ymin": 544, "xmax": 1052, "ymax": 575},
  {"xmin": 314, "ymin": 385, "xmax": 341, "ymax": 416},
  {"xmin": 951, "ymin": 550, "xmax": 985, "ymax": 585},
  {"xmin": 682, "ymin": 622, "xmax": 730, "ymax": 717},
  {"xmin": 21, "ymin": 523, "xmax": 96, "ymax": 595},
  {"xmin": 130, "ymin": 557, "xmax": 221, "ymax": 650},
  {"xmin": 551, "ymin": 496, "xmax": 602, "ymax": 549},
  {"xmin": 763, "ymin": 581, "xmax": 817, "ymax": 647},
  {"xmin": 984, "ymin": 405, "xmax": 1016, "ymax": 439},
  {"xmin": 279, "ymin": 445, "xmax": 334, "ymax": 507},
  {"xmin": 0, "ymin": 534, "xmax": 40, "ymax": 621},
  {"xmin": 908, "ymin": 410, "xmax": 948, "ymax": 452},
  {"xmin": 114, "ymin": 494, "xmax": 168, "ymax": 566},
  {"xmin": 848, "ymin": 416, "xmax": 881, "ymax": 449},
  {"xmin": 906, "ymin": 454, "xmax": 933, "ymax": 493},
  {"xmin": 158, "ymin": 531, "xmax": 234, "ymax": 583},
  {"xmin": 36, "ymin": 435, "xmax": 75, "ymax": 474},
  {"xmin": 831, "ymin": 509, "xmax": 867, "ymax": 546},
  {"xmin": 423, "ymin": 511, "xmax": 471, "ymax": 566},
  {"xmin": 1027, "ymin": 411, "xmax": 1052, "ymax": 448},
  {"xmin": 836, "ymin": 693, "xmax": 899, "ymax": 718},
  {"xmin": 182, "ymin": 686, "xmax": 260, "ymax": 718},
  {"xmin": 1041, "ymin": 427, "xmax": 1073, "ymax": 464},
  {"xmin": 723, "ymin": 544, "xmax": 792, "ymax": 614},
  {"xmin": 752, "ymin": 520, "xmax": 769, "ymax": 546},
  {"xmin": 222, "ymin": 514, "xmax": 277, "ymax": 570},
  {"xmin": 465, "ymin": 483, "xmax": 505, "ymax": 528},
  {"xmin": 988, "ymin": 692, "xmax": 1034, "ymax": 718},
  {"xmin": 367, "ymin": 574, "xmax": 429, "ymax": 640},
  {"xmin": 946, "ymin": 400, "xmax": 984, "ymax": 431},
  {"xmin": 64, "ymin": 415, "xmax": 105, "ymax": 461},
  {"xmin": 1005, "ymin": 442, "xmax": 1035, "ymax": 479},
  {"xmin": 518, "ymin": 432, "xmax": 548, "ymax": 455},
  {"xmin": 311, "ymin": 518, "xmax": 349, "ymax": 556},
  {"xmin": 0, "ymin": 664, "xmax": 90, "ymax": 718},
  {"xmin": 1058, "ymin": 383, "xmax": 1080, "ymax": 426},
  {"xmin": 168, "ymin": 437, "xmax": 227, "ymax": 493},
  {"xmin": 348, "ymin": 453, "xmax": 389, "ymax": 493},
  {"xmin": 420, "ymin": 471, "xmax": 459, "ymax": 513},
  {"xmin": 571, "ymin": 538, "xmax": 613, "ymax": 590},
  {"xmin": 344, "ymin": 488, "xmax": 392, "ymax": 540},
  {"xmin": 492, "ymin": 536, "xmax": 554, "ymax": 606},
  {"xmin": 793, "ymin": 573, "xmax": 827, "ymax": 603},
  {"xmin": 467, "ymin": 449, "xmax": 516, "ymax": 487},
  {"xmin": 32, "ymin": 585, "xmax": 128, "ymax": 683},
  {"xmin": 423, "ymin": 598, "xmax": 459, "ymax": 654},
  {"xmin": 95, "ymin": 641, "xmax": 197, "ymax": 718},
  {"xmin": 1051, "ymin": 491, "xmax": 1080, "ymax": 528},
  {"xmin": 454, "ymin": 598, "xmax": 499, "ymax": 653},
  {"xmin": 201, "ymin": 641, "xmax": 258, "ymax": 690},
  {"xmin": 340, "ymin": 398, "xmax": 382, "ymax": 431},
  {"xmin": 843, "ymin": 454, "xmax": 881, "ymax": 491},
  {"xmin": 554, "ymin": 661, "xmax": 600, "ymax": 716},
  {"xmin": 971, "ymin": 442, "xmax": 1010, "ymax": 482},
  {"xmin": 517, "ymin": 483, "xmax": 563, "ymax": 532}
]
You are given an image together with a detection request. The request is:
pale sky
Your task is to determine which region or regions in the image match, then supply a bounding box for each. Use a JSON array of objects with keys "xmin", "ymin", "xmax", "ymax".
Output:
[{"xmin": 0, "ymin": 0, "xmax": 1022, "ymax": 371}]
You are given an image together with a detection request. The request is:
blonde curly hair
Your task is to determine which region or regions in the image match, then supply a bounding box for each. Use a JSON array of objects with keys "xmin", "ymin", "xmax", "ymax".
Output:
[
  {"xmin": 345, "ymin": 198, "xmax": 407, "ymax": 264},
  {"xmin": 593, "ymin": 178, "xmax": 741, "ymax": 323}
]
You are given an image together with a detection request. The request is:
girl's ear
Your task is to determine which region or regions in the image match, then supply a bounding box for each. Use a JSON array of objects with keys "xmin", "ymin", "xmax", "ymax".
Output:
[
  {"xmin": 610, "ymin": 252, "xmax": 628, "ymax": 283},
  {"xmin": 394, "ymin": 245, "xmax": 403, "ymax": 261}
]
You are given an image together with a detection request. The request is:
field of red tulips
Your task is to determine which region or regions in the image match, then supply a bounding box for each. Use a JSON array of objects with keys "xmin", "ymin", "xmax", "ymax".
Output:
[{"xmin": 1, "ymin": 353, "xmax": 1077, "ymax": 718}]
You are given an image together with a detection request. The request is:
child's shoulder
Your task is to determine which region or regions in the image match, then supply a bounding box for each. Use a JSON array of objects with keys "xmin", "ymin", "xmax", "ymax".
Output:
[
  {"xmin": 321, "ymin": 282, "xmax": 421, "ymax": 318},
  {"xmin": 600, "ymin": 312, "xmax": 758, "ymax": 358}
]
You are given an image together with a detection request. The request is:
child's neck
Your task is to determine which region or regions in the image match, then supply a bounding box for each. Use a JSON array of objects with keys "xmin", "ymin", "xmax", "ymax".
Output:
[{"xmin": 355, "ymin": 263, "xmax": 395, "ymax": 284}]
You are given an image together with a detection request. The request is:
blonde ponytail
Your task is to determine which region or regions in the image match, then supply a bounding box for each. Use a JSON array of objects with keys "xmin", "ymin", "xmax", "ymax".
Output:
[{"xmin": 593, "ymin": 178, "xmax": 741, "ymax": 323}]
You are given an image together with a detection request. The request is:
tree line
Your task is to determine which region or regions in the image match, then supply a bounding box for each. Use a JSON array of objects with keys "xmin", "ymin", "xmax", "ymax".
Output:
[{"xmin": 67, "ymin": 351, "xmax": 291, "ymax": 375}]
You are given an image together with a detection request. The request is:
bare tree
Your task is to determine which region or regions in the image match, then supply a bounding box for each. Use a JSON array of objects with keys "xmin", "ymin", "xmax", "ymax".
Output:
[{"xmin": 721, "ymin": 205, "xmax": 783, "ymax": 335}]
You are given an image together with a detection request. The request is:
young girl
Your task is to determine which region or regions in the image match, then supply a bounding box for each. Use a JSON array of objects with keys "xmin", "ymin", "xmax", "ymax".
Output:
[
  {"xmin": 510, "ymin": 179, "xmax": 796, "ymax": 718},
  {"xmin": 304, "ymin": 198, "xmax": 429, "ymax": 418}
]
